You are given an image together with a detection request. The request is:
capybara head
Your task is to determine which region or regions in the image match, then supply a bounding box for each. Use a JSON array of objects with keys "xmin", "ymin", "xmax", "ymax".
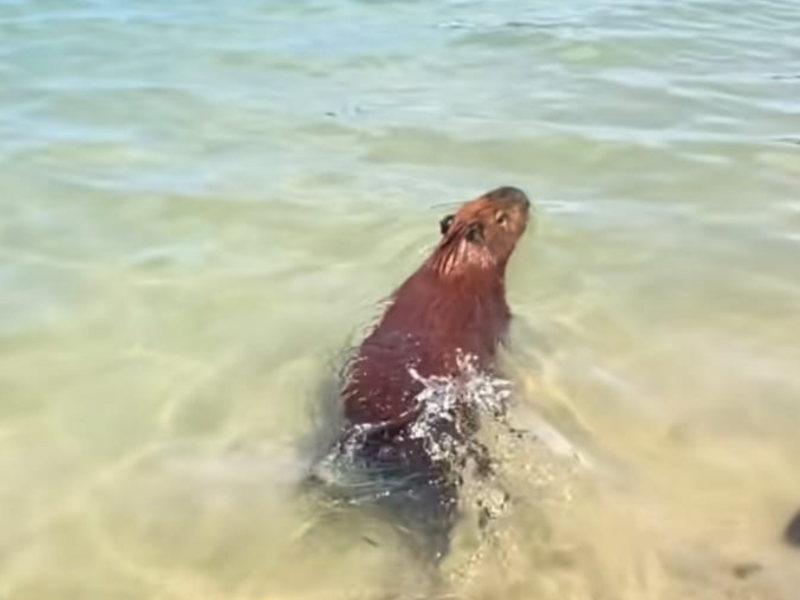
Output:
[{"xmin": 433, "ymin": 186, "xmax": 531, "ymax": 276}]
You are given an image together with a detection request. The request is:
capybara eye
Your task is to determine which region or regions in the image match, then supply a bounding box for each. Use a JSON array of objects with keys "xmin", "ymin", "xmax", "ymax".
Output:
[
  {"xmin": 440, "ymin": 214, "xmax": 455, "ymax": 235},
  {"xmin": 495, "ymin": 212, "xmax": 508, "ymax": 225},
  {"xmin": 465, "ymin": 222, "xmax": 484, "ymax": 243}
]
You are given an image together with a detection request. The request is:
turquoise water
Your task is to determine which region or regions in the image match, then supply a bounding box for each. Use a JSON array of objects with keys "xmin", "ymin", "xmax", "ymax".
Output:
[{"xmin": 2, "ymin": 1, "xmax": 800, "ymax": 598}]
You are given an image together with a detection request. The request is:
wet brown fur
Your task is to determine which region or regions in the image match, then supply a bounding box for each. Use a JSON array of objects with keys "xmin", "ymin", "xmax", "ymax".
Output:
[{"xmin": 340, "ymin": 186, "xmax": 530, "ymax": 468}]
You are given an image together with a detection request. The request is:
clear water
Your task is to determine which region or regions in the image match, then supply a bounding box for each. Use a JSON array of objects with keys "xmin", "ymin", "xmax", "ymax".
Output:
[{"xmin": 1, "ymin": 0, "xmax": 799, "ymax": 598}]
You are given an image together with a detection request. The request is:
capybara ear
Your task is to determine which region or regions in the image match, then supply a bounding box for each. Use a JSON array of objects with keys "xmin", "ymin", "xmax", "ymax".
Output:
[
  {"xmin": 786, "ymin": 509, "xmax": 800, "ymax": 548},
  {"xmin": 465, "ymin": 222, "xmax": 484, "ymax": 244},
  {"xmin": 440, "ymin": 214, "xmax": 455, "ymax": 235}
]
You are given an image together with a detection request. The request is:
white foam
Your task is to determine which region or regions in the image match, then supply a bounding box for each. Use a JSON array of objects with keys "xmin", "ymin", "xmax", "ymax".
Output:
[{"xmin": 406, "ymin": 351, "xmax": 512, "ymax": 463}]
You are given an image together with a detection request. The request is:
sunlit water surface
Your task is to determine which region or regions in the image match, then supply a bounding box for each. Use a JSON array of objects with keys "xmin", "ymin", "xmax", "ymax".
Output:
[{"xmin": 1, "ymin": 0, "xmax": 800, "ymax": 598}]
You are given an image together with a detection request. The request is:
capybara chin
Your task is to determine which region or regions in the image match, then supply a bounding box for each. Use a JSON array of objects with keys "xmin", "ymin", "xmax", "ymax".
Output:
[{"xmin": 330, "ymin": 186, "xmax": 531, "ymax": 559}]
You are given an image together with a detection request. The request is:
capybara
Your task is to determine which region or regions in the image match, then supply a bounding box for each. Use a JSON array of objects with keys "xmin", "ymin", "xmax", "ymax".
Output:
[{"xmin": 326, "ymin": 186, "xmax": 531, "ymax": 559}]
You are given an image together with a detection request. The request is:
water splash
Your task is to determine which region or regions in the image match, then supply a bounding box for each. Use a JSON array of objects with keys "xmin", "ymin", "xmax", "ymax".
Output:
[
  {"xmin": 311, "ymin": 351, "xmax": 514, "ymax": 498},
  {"xmin": 406, "ymin": 351, "xmax": 512, "ymax": 464}
]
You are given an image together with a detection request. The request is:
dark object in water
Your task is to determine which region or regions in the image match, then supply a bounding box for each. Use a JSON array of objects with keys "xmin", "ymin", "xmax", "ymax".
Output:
[
  {"xmin": 785, "ymin": 509, "xmax": 800, "ymax": 548},
  {"xmin": 316, "ymin": 186, "xmax": 531, "ymax": 560},
  {"xmin": 731, "ymin": 562, "xmax": 762, "ymax": 579}
]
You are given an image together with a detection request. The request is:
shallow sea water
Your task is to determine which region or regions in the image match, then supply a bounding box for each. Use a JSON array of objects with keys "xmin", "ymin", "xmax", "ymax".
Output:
[{"xmin": 1, "ymin": 0, "xmax": 800, "ymax": 598}]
